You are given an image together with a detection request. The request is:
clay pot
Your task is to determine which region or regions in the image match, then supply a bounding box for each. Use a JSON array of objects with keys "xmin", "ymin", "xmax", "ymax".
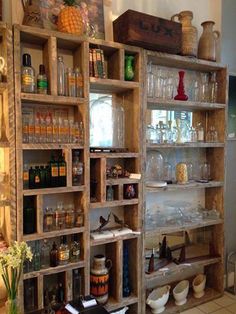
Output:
[
  {"xmin": 193, "ymin": 274, "xmax": 206, "ymax": 298},
  {"xmin": 146, "ymin": 285, "xmax": 171, "ymax": 313},
  {"xmin": 90, "ymin": 254, "xmax": 112, "ymax": 304},
  {"xmin": 171, "ymin": 11, "xmax": 198, "ymax": 57},
  {"xmin": 198, "ymin": 21, "xmax": 220, "ymax": 62}
]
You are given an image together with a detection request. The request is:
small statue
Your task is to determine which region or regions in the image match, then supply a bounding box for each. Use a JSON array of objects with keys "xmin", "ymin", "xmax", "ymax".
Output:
[
  {"xmin": 95, "ymin": 213, "xmax": 111, "ymax": 232},
  {"xmin": 124, "ymin": 185, "xmax": 136, "ymax": 199},
  {"xmin": 113, "ymin": 213, "xmax": 129, "ymax": 229}
]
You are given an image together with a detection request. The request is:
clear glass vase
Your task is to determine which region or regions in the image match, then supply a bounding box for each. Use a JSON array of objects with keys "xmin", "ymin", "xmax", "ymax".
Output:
[{"xmin": 5, "ymin": 298, "xmax": 21, "ymax": 314}]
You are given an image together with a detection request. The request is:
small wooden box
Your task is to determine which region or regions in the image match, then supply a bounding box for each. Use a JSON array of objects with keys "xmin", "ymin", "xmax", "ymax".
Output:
[{"xmin": 113, "ymin": 10, "xmax": 182, "ymax": 54}]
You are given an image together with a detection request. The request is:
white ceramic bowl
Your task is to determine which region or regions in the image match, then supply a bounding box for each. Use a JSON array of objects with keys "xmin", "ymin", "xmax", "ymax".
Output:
[
  {"xmin": 193, "ymin": 274, "xmax": 206, "ymax": 298},
  {"xmin": 173, "ymin": 280, "xmax": 189, "ymax": 306},
  {"xmin": 146, "ymin": 285, "xmax": 171, "ymax": 313}
]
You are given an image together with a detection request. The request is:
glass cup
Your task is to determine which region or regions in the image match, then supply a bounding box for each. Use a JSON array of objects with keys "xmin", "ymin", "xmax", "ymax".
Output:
[{"xmin": 200, "ymin": 162, "xmax": 211, "ymax": 182}]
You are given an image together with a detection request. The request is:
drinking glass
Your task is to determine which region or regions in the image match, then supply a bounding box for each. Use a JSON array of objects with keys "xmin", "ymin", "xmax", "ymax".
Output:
[
  {"xmin": 200, "ymin": 162, "xmax": 211, "ymax": 182},
  {"xmin": 206, "ymin": 126, "xmax": 218, "ymax": 142},
  {"xmin": 200, "ymin": 73, "xmax": 210, "ymax": 102}
]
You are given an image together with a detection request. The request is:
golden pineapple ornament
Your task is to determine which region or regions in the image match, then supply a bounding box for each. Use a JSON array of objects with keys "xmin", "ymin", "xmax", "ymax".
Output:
[{"xmin": 58, "ymin": 0, "xmax": 84, "ymax": 35}]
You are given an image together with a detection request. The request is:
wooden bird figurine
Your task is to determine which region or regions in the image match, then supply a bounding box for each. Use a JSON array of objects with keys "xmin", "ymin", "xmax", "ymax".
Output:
[
  {"xmin": 113, "ymin": 213, "xmax": 129, "ymax": 229},
  {"xmin": 96, "ymin": 213, "xmax": 111, "ymax": 232}
]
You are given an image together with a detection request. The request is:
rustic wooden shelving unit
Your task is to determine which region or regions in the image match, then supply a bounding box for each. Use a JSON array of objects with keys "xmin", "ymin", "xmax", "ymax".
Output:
[{"xmin": 143, "ymin": 51, "xmax": 227, "ymax": 313}]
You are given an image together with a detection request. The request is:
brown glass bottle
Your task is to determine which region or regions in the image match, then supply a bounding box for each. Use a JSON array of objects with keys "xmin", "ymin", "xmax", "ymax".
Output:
[
  {"xmin": 49, "ymin": 154, "xmax": 59, "ymax": 187},
  {"xmin": 58, "ymin": 152, "xmax": 67, "ymax": 187},
  {"xmin": 50, "ymin": 242, "xmax": 58, "ymax": 267}
]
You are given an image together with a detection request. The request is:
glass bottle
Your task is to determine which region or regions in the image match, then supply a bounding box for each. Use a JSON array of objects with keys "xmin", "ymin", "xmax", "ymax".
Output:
[
  {"xmin": 70, "ymin": 234, "xmax": 81, "ymax": 262},
  {"xmin": 37, "ymin": 64, "xmax": 48, "ymax": 94},
  {"xmin": 29, "ymin": 166, "xmax": 35, "ymax": 189},
  {"xmin": 57, "ymin": 56, "xmax": 65, "ymax": 96},
  {"xmin": 41, "ymin": 239, "xmax": 50, "ymax": 269},
  {"xmin": 72, "ymin": 151, "xmax": 83, "ymax": 186},
  {"xmin": 23, "ymin": 164, "xmax": 29, "ymax": 189},
  {"xmin": 74, "ymin": 209, "xmax": 84, "ymax": 227},
  {"xmin": 75, "ymin": 67, "xmax": 83, "ymax": 97},
  {"xmin": 40, "ymin": 117, "xmax": 47, "ymax": 143},
  {"xmin": 40, "ymin": 165, "xmax": 47, "ymax": 188},
  {"xmin": 33, "ymin": 241, "xmax": 41, "ymax": 271},
  {"xmin": 55, "ymin": 202, "xmax": 65, "ymax": 230},
  {"xmin": 34, "ymin": 117, "xmax": 40, "ymax": 143},
  {"xmin": 50, "ymin": 242, "xmax": 58, "ymax": 267},
  {"xmin": 34, "ymin": 166, "xmax": 41, "ymax": 189},
  {"xmin": 163, "ymin": 160, "xmax": 172, "ymax": 184},
  {"xmin": 58, "ymin": 236, "xmax": 70, "ymax": 265},
  {"xmin": 46, "ymin": 115, "xmax": 53, "ymax": 143},
  {"xmin": 22, "ymin": 116, "xmax": 29, "ymax": 143},
  {"xmin": 209, "ymin": 72, "xmax": 218, "ymax": 103},
  {"xmin": 58, "ymin": 152, "xmax": 67, "ymax": 187},
  {"xmin": 196, "ymin": 122, "xmax": 205, "ymax": 142},
  {"xmin": 21, "ymin": 53, "xmax": 35, "ymax": 93},
  {"xmin": 66, "ymin": 67, "xmax": 76, "ymax": 97},
  {"xmin": 45, "ymin": 165, "xmax": 51, "ymax": 188},
  {"xmin": 200, "ymin": 72, "xmax": 209, "ymax": 102},
  {"xmin": 24, "ymin": 279, "xmax": 36, "ymax": 312},
  {"xmin": 65, "ymin": 204, "xmax": 75, "ymax": 228},
  {"xmin": 52, "ymin": 118, "xmax": 59, "ymax": 143},
  {"xmin": 73, "ymin": 269, "xmax": 81, "ymax": 300},
  {"xmin": 63, "ymin": 119, "xmax": 69, "ymax": 143},
  {"xmin": 69, "ymin": 120, "xmax": 75, "ymax": 143},
  {"xmin": 49, "ymin": 154, "xmax": 59, "ymax": 187},
  {"xmin": 189, "ymin": 127, "xmax": 197, "ymax": 142},
  {"xmin": 28, "ymin": 118, "xmax": 35, "ymax": 143},
  {"xmin": 57, "ymin": 283, "xmax": 65, "ymax": 304},
  {"xmin": 166, "ymin": 120, "xmax": 174, "ymax": 144},
  {"xmin": 43, "ymin": 207, "xmax": 54, "ymax": 232},
  {"xmin": 74, "ymin": 122, "xmax": 80, "ymax": 143},
  {"xmin": 106, "ymin": 185, "xmax": 114, "ymax": 201},
  {"xmin": 58, "ymin": 118, "xmax": 64, "ymax": 143},
  {"xmin": 147, "ymin": 61, "xmax": 154, "ymax": 97},
  {"xmin": 79, "ymin": 121, "xmax": 84, "ymax": 145}
]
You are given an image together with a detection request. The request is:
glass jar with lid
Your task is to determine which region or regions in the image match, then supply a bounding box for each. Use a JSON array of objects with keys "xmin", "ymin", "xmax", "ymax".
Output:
[
  {"xmin": 74, "ymin": 209, "xmax": 84, "ymax": 227},
  {"xmin": 65, "ymin": 204, "xmax": 75, "ymax": 228},
  {"xmin": 43, "ymin": 207, "xmax": 54, "ymax": 232},
  {"xmin": 176, "ymin": 162, "xmax": 188, "ymax": 184},
  {"xmin": 55, "ymin": 202, "xmax": 65, "ymax": 230}
]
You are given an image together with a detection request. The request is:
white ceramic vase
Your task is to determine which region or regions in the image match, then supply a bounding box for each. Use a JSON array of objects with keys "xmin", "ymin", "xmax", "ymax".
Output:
[
  {"xmin": 146, "ymin": 285, "xmax": 171, "ymax": 313},
  {"xmin": 173, "ymin": 280, "xmax": 189, "ymax": 306},
  {"xmin": 110, "ymin": 306, "xmax": 129, "ymax": 314},
  {"xmin": 193, "ymin": 274, "xmax": 206, "ymax": 298}
]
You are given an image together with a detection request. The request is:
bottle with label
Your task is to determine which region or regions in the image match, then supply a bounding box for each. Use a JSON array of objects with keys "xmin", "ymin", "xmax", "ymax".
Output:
[
  {"xmin": 43, "ymin": 207, "xmax": 54, "ymax": 232},
  {"xmin": 70, "ymin": 234, "xmax": 81, "ymax": 262},
  {"xmin": 52, "ymin": 118, "xmax": 59, "ymax": 143},
  {"xmin": 58, "ymin": 236, "xmax": 70, "ymax": 265},
  {"xmin": 22, "ymin": 116, "xmax": 29, "ymax": 143},
  {"xmin": 50, "ymin": 242, "xmax": 58, "ymax": 267},
  {"xmin": 21, "ymin": 53, "xmax": 35, "ymax": 93},
  {"xmin": 66, "ymin": 68, "xmax": 76, "ymax": 97},
  {"xmin": 72, "ymin": 151, "xmax": 83, "ymax": 186},
  {"xmin": 37, "ymin": 64, "xmax": 48, "ymax": 94},
  {"xmin": 58, "ymin": 56, "xmax": 65, "ymax": 96},
  {"xmin": 58, "ymin": 152, "xmax": 67, "ymax": 187},
  {"xmin": 23, "ymin": 164, "xmax": 29, "ymax": 189},
  {"xmin": 64, "ymin": 119, "xmax": 69, "ymax": 143},
  {"xmin": 69, "ymin": 120, "xmax": 75, "ymax": 143},
  {"xmin": 28, "ymin": 118, "xmax": 35, "ymax": 143},
  {"xmin": 74, "ymin": 209, "xmax": 84, "ymax": 227},
  {"xmin": 40, "ymin": 117, "xmax": 47, "ymax": 143},
  {"xmin": 65, "ymin": 204, "xmax": 74, "ymax": 228},
  {"xmin": 73, "ymin": 269, "xmax": 82, "ymax": 300},
  {"xmin": 58, "ymin": 118, "xmax": 64, "ymax": 143},
  {"xmin": 75, "ymin": 67, "xmax": 83, "ymax": 98},
  {"xmin": 41, "ymin": 239, "xmax": 50, "ymax": 269},
  {"xmin": 55, "ymin": 202, "xmax": 65, "ymax": 230},
  {"xmin": 34, "ymin": 117, "xmax": 40, "ymax": 143},
  {"xmin": 196, "ymin": 122, "xmax": 205, "ymax": 142},
  {"xmin": 49, "ymin": 154, "xmax": 59, "ymax": 187},
  {"xmin": 33, "ymin": 241, "xmax": 41, "ymax": 271},
  {"xmin": 34, "ymin": 166, "xmax": 41, "ymax": 189},
  {"xmin": 46, "ymin": 115, "xmax": 53, "ymax": 143}
]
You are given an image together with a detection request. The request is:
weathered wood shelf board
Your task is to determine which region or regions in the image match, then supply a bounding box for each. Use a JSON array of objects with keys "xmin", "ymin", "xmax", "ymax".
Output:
[
  {"xmin": 22, "ymin": 143, "xmax": 84, "ymax": 150},
  {"xmin": 90, "ymin": 152, "xmax": 140, "ymax": 158},
  {"xmin": 146, "ymin": 181, "xmax": 224, "ymax": 192},
  {"xmin": 90, "ymin": 232, "xmax": 141, "ymax": 247},
  {"xmin": 106, "ymin": 178, "xmax": 141, "ymax": 185},
  {"xmin": 21, "ymin": 92, "xmax": 85, "ymax": 105},
  {"xmin": 145, "ymin": 218, "xmax": 223, "ymax": 235},
  {"xmin": 90, "ymin": 77, "xmax": 140, "ymax": 93},
  {"xmin": 23, "ymin": 260, "xmax": 85, "ymax": 280},
  {"xmin": 23, "ymin": 186, "xmax": 85, "ymax": 196},
  {"xmin": 90, "ymin": 199, "xmax": 139, "ymax": 209},
  {"xmin": 105, "ymin": 295, "xmax": 139, "ymax": 312},
  {"xmin": 147, "ymin": 142, "xmax": 225, "ymax": 149},
  {"xmin": 23, "ymin": 227, "xmax": 85, "ymax": 241}
]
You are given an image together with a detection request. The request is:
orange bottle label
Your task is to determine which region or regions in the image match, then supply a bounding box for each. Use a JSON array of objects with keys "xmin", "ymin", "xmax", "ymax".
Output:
[
  {"xmin": 51, "ymin": 166, "xmax": 58, "ymax": 177},
  {"xmin": 59, "ymin": 166, "xmax": 66, "ymax": 176}
]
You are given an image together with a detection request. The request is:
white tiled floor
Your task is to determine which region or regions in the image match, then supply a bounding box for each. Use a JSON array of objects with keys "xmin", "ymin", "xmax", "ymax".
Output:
[{"xmin": 181, "ymin": 292, "xmax": 236, "ymax": 314}]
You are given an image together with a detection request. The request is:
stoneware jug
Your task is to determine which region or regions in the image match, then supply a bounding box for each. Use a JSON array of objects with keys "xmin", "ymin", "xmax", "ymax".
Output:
[
  {"xmin": 90, "ymin": 254, "xmax": 112, "ymax": 304},
  {"xmin": 198, "ymin": 21, "xmax": 220, "ymax": 62},
  {"xmin": 171, "ymin": 11, "xmax": 198, "ymax": 57}
]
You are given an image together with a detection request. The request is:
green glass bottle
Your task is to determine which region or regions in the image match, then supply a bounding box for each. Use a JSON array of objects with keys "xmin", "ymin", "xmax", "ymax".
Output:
[
  {"xmin": 49, "ymin": 154, "xmax": 59, "ymax": 187},
  {"xmin": 125, "ymin": 55, "xmax": 135, "ymax": 81},
  {"xmin": 58, "ymin": 152, "xmax": 67, "ymax": 187}
]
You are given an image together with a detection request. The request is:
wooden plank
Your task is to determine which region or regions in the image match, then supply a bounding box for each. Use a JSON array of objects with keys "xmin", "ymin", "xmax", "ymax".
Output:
[
  {"xmin": 23, "ymin": 227, "xmax": 85, "ymax": 241},
  {"xmin": 21, "ymin": 92, "xmax": 85, "ymax": 105},
  {"xmin": 43, "ymin": 36, "xmax": 57, "ymax": 95},
  {"xmin": 90, "ymin": 152, "xmax": 140, "ymax": 158},
  {"xmin": 90, "ymin": 233, "xmax": 140, "ymax": 247},
  {"xmin": 23, "ymin": 185, "xmax": 85, "ymax": 196},
  {"xmin": 105, "ymin": 295, "xmax": 139, "ymax": 312},
  {"xmin": 146, "ymin": 181, "xmax": 224, "ymax": 192},
  {"xmin": 90, "ymin": 77, "xmax": 139, "ymax": 93},
  {"xmin": 22, "ymin": 143, "xmax": 84, "ymax": 150},
  {"xmin": 36, "ymin": 195, "xmax": 43, "ymax": 234},
  {"xmin": 106, "ymin": 178, "xmax": 141, "ymax": 185},
  {"xmin": 90, "ymin": 199, "xmax": 139, "ymax": 209},
  {"xmin": 100, "ymin": 157, "xmax": 106, "ymax": 203},
  {"xmin": 147, "ymin": 142, "xmax": 225, "ymax": 149}
]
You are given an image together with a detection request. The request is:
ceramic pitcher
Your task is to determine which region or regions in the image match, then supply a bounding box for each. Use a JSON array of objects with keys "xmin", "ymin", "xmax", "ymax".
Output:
[
  {"xmin": 198, "ymin": 21, "xmax": 220, "ymax": 62},
  {"xmin": 90, "ymin": 254, "xmax": 112, "ymax": 304},
  {"xmin": 171, "ymin": 11, "xmax": 198, "ymax": 57}
]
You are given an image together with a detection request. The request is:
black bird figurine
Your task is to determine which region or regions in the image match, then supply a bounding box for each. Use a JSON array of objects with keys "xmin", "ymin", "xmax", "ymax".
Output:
[
  {"xmin": 96, "ymin": 213, "xmax": 111, "ymax": 232},
  {"xmin": 113, "ymin": 213, "xmax": 129, "ymax": 229}
]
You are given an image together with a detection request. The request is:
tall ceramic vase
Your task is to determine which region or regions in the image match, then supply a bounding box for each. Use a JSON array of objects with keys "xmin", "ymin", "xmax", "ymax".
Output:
[
  {"xmin": 198, "ymin": 21, "xmax": 220, "ymax": 62},
  {"xmin": 171, "ymin": 11, "xmax": 198, "ymax": 57},
  {"xmin": 90, "ymin": 254, "xmax": 112, "ymax": 304}
]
